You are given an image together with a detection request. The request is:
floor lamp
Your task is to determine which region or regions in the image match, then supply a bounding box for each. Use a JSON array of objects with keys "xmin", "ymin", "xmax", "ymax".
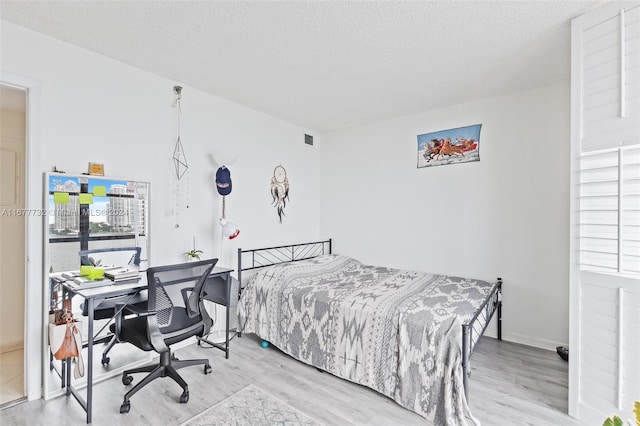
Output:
[
  {"xmin": 207, "ymin": 165, "xmax": 240, "ymax": 343},
  {"xmin": 215, "ymin": 165, "xmax": 239, "ymax": 262},
  {"xmin": 218, "ymin": 195, "xmax": 239, "ymax": 263}
]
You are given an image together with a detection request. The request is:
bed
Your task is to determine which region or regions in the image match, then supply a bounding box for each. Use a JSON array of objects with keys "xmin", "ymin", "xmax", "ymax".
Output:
[{"xmin": 236, "ymin": 240, "xmax": 502, "ymax": 425}]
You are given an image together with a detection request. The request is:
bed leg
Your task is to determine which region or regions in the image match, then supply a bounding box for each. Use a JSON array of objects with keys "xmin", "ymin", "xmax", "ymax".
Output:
[
  {"xmin": 237, "ymin": 248, "xmax": 243, "ymax": 338},
  {"xmin": 497, "ymin": 277, "xmax": 503, "ymax": 341},
  {"xmin": 498, "ymin": 303, "xmax": 502, "ymax": 341},
  {"xmin": 462, "ymin": 324, "xmax": 470, "ymax": 401}
]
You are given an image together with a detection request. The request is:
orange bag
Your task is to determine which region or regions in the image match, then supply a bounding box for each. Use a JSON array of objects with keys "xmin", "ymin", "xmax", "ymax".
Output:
[
  {"xmin": 52, "ymin": 322, "xmax": 79, "ymax": 360},
  {"xmin": 49, "ymin": 299, "xmax": 82, "ymax": 362}
]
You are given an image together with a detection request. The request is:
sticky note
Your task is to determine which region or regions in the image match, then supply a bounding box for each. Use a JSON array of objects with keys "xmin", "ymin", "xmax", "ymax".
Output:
[
  {"xmin": 53, "ymin": 192, "xmax": 69, "ymax": 204},
  {"xmin": 93, "ymin": 185, "xmax": 107, "ymax": 197},
  {"xmin": 78, "ymin": 193, "xmax": 93, "ymax": 205}
]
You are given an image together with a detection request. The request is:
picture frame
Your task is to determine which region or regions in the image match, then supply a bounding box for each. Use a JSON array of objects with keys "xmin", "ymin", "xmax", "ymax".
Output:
[{"xmin": 88, "ymin": 162, "xmax": 104, "ymax": 176}]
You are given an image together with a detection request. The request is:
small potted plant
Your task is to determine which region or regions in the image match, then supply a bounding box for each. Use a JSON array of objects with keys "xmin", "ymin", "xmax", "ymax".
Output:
[
  {"xmin": 184, "ymin": 237, "xmax": 203, "ymax": 262},
  {"xmin": 184, "ymin": 248, "xmax": 203, "ymax": 261}
]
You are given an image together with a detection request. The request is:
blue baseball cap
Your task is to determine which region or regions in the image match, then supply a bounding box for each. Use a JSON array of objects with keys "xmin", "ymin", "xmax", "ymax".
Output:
[{"xmin": 215, "ymin": 166, "xmax": 232, "ymax": 196}]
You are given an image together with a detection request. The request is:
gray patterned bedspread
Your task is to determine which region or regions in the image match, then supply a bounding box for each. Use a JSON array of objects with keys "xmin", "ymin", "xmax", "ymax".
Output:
[{"xmin": 238, "ymin": 254, "xmax": 495, "ymax": 425}]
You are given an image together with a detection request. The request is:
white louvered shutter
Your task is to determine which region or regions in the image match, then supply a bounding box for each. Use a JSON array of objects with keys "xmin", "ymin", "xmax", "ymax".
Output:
[
  {"xmin": 580, "ymin": 147, "xmax": 640, "ymax": 275},
  {"xmin": 570, "ymin": 1, "xmax": 640, "ymax": 423}
]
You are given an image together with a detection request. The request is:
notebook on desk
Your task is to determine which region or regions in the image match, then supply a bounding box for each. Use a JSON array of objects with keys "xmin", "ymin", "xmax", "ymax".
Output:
[
  {"xmin": 68, "ymin": 276, "xmax": 114, "ymax": 290},
  {"xmin": 110, "ymin": 276, "xmax": 142, "ymax": 285},
  {"xmin": 61, "ymin": 271, "xmax": 81, "ymax": 280},
  {"xmin": 104, "ymin": 268, "xmax": 141, "ymax": 282}
]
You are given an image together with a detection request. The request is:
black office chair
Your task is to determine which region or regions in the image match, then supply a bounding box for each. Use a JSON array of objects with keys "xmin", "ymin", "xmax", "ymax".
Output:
[
  {"xmin": 116, "ymin": 258, "xmax": 217, "ymax": 414},
  {"xmin": 78, "ymin": 247, "xmax": 148, "ymax": 366}
]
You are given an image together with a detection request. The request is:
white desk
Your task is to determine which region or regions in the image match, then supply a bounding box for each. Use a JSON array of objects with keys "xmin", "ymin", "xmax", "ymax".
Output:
[
  {"xmin": 50, "ymin": 271, "xmax": 147, "ymax": 424},
  {"xmin": 49, "ymin": 266, "xmax": 233, "ymax": 424}
]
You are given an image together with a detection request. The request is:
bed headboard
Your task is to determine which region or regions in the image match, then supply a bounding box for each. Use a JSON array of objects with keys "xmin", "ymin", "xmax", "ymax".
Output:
[{"xmin": 237, "ymin": 239, "xmax": 332, "ymax": 288}]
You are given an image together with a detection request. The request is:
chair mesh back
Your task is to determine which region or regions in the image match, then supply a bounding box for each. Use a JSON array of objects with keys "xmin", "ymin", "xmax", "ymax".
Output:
[
  {"xmin": 155, "ymin": 284, "xmax": 173, "ymax": 327},
  {"xmin": 147, "ymin": 259, "xmax": 217, "ymax": 333},
  {"xmin": 79, "ymin": 247, "xmax": 142, "ymax": 267}
]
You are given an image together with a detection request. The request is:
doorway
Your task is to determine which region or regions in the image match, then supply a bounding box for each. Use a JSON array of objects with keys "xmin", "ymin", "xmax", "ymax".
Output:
[{"xmin": 0, "ymin": 84, "xmax": 27, "ymax": 407}]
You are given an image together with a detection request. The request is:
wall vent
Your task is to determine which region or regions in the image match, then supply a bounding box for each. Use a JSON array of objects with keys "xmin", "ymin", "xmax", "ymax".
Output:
[{"xmin": 304, "ymin": 134, "xmax": 313, "ymax": 146}]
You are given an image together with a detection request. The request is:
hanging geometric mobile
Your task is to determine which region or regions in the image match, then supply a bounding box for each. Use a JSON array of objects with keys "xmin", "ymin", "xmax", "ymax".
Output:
[
  {"xmin": 172, "ymin": 86, "xmax": 188, "ymax": 180},
  {"xmin": 173, "ymin": 136, "xmax": 188, "ymax": 180},
  {"xmin": 270, "ymin": 165, "xmax": 289, "ymax": 223}
]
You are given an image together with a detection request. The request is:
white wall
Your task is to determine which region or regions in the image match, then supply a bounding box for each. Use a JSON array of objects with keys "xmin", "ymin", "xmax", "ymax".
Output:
[
  {"xmin": 320, "ymin": 83, "xmax": 570, "ymax": 350},
  {"xmin": 1, "ymin": 21, "xmax": 322, "ymax": 399}
]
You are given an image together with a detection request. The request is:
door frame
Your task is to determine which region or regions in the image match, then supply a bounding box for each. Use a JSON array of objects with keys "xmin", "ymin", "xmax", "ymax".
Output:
[{"xmin": 1, "ymin": 71, "xmax": 42, "ymax": 401}]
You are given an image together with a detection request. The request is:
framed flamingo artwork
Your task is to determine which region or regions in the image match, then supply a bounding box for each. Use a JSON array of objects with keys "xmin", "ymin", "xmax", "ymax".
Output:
[{"xmin": 417, "ymin": 124, "xmax": 481, "ymax": 168}]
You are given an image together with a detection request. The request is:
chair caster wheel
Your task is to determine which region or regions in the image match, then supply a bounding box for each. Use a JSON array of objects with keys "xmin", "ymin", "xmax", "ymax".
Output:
[
  {"xmin": 101, "ymin": 356, "xmax": 110, "ymax": 366},
  {"xmin": 122, "ymin": 375, "xmax": 133, "ymax": 386},
  {"xmin": 180, "ymin": 391, "xmax": 189, "ymax": 403},
  {"xmin": 120, "ymin": 401, "xmax": 130, "ymax": 413},
  {"xmin": 204, "ymin": 364, "xmax": 212, "ymax": 374}
]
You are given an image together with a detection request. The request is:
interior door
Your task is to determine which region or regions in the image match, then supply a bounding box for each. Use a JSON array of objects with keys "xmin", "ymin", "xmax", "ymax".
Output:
[{"xmin": 0, "ymin": 86, "xmax": 27, "ymax": 405}]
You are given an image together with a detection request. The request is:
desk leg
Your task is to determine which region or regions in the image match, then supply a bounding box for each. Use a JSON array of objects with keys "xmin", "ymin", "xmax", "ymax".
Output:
[
  {"xmin": 65, "ymin": 356, "xmax": 71, "ymax": 396},
  {"xmin": 65, "ymin": 298, "xmax": 72, "ymax": 396},
  {"xmin": 60, "ymin": 354, "xmax": 66, "ymax": 390},
  {"xmin": 61, "ymin": 290, "xmax": 69, "ymax": 391},
  {"xmin": 86, "ymin": 298, "xmax": 94, "ymax": 423},
  {"xmin": 225, "ymin": 274, "xmax": 230, "ymax": 359}
]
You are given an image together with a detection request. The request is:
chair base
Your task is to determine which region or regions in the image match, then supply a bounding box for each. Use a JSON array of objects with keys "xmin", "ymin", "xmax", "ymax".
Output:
[
  {"xmin": 81, "ymin": 333, "xmax": 116, "ymax": 366},
  {"xmin": 120, "ymin": 350, "xmax": 211, "ymax": 413},
  {"xmin": 101, "ymin": 333, "xmax": 119, "ymax": 366}
]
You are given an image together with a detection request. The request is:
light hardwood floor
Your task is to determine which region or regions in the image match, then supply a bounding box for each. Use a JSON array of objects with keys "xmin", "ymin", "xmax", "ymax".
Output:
[{"xmin": 0, "ymin": 335, "xmax": 579, "ymax": 425}]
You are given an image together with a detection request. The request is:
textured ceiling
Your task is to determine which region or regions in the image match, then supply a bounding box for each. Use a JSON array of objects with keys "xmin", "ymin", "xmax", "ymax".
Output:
[{"xmin": 1, "ymin": 1, "xmax": 606, "ymax": 132}]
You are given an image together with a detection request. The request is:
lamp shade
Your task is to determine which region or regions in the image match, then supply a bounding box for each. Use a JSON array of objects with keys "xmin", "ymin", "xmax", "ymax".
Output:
[
  {"xmin": 210, "ymin": 150, "xmax": 238, "ymax": 167},
  {"xmin": 219, "ymin": 218, "xmax": 239, "ymax": 240}
]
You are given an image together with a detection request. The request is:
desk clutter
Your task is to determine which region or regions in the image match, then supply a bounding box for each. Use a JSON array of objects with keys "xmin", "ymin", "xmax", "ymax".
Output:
[{"xmin": 62, "ymin": 266, "xmax": 142, "ymax": 290}]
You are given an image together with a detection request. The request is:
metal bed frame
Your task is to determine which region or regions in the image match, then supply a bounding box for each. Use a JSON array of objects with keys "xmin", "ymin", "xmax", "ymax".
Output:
[{"xmin": 236, "ymin": 238, "xmax": 502, "ymax": 400}]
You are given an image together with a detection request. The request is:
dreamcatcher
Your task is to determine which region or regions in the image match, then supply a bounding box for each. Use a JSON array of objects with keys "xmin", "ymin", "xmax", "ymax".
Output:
[{"xmin": 270, "ymin": 165, "xmax": 289, "ymax": 223}]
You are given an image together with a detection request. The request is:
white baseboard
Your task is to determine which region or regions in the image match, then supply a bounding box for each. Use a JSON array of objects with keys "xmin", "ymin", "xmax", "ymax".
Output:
[
  {"xmin": 480, "ymin": 317, "xmax": 567, "ymax": 352},
  {"xmin": 497, "ymin": 331, "xmax": 567, "ymax": 352}
]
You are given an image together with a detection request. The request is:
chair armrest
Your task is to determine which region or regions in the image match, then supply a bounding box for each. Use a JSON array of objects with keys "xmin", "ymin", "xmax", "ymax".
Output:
[
  {"xmin": 112, "ymin": 304, "xmax": 153, "ymax": 340},
  {"xmin": 146, "ymin": 314, "xmax": 169, "ymax": 353},
  {"xmin": 122, "ymin": 304, "xmax": 148, "ymax": 316}
]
